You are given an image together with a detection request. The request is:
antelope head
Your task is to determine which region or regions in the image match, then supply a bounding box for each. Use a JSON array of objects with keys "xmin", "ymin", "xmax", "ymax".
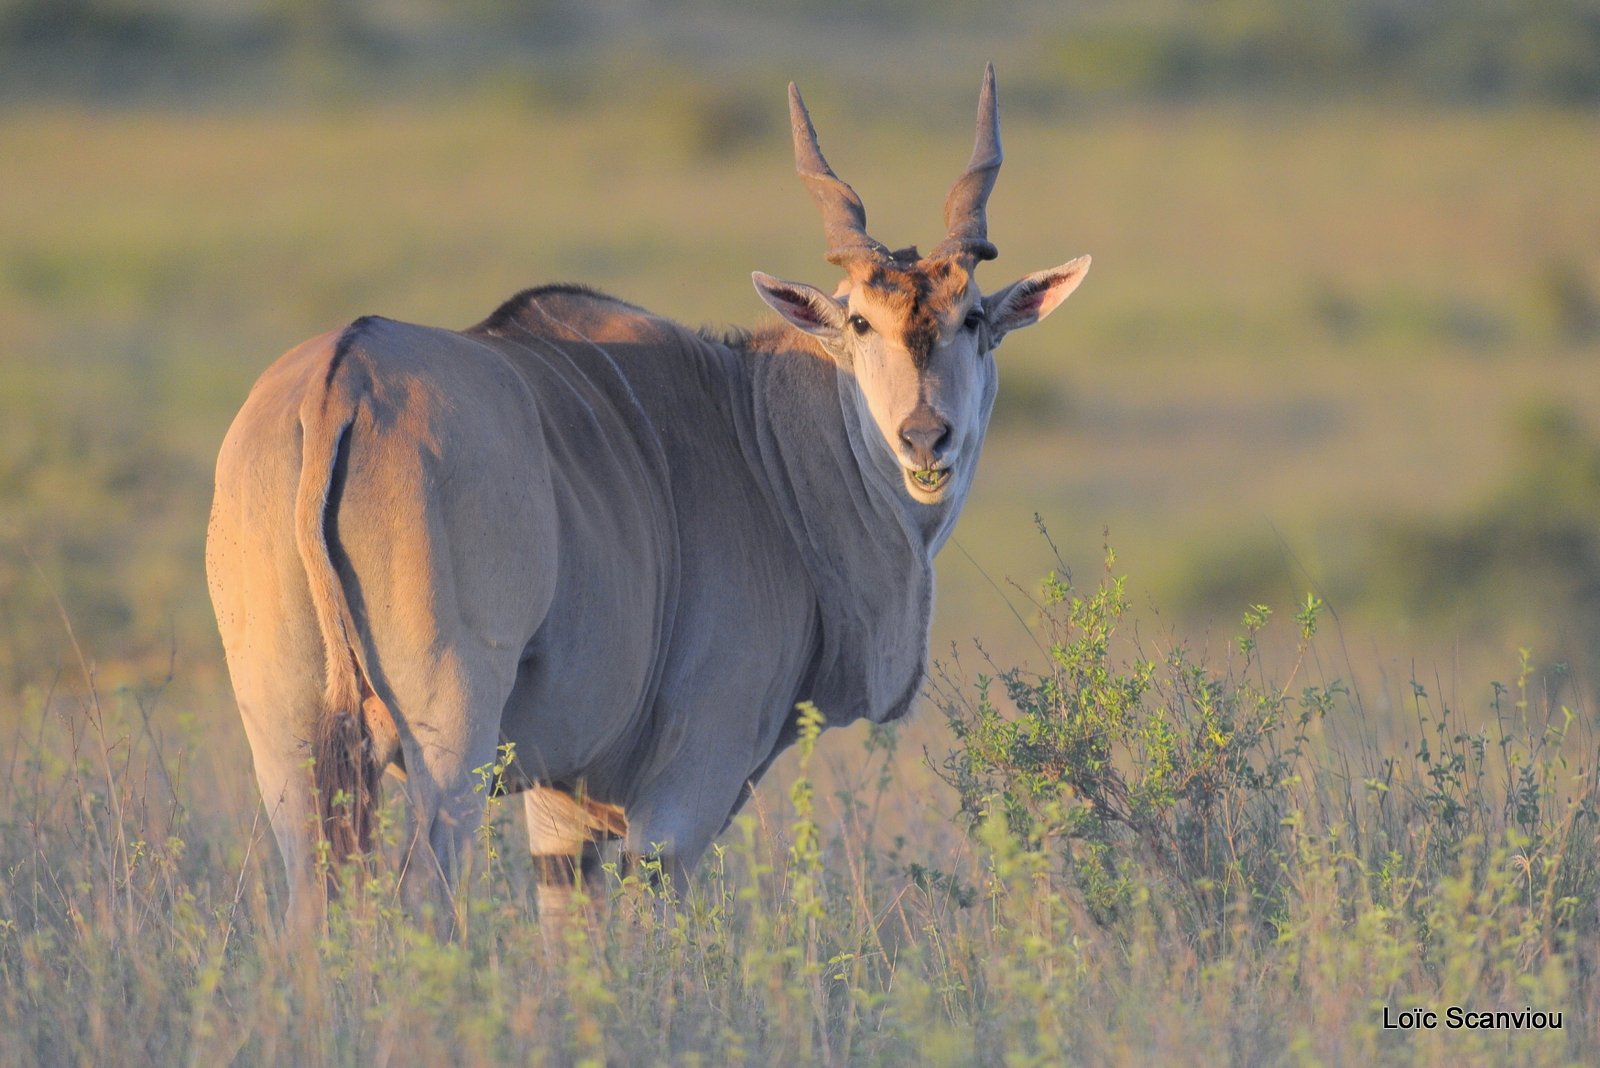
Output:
[{"xmin": 753, "ymin": 64, "xmax": 1089, "ymax": 511}]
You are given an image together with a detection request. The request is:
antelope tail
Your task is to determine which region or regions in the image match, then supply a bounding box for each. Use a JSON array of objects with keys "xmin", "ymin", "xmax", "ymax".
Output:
[{"xmin": 293, "ymin": 363, "xmax": 381, "ymax": 887}]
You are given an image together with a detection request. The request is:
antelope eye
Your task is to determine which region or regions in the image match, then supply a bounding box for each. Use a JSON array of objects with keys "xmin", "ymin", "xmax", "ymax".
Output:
[
  {"xmin": 963, "ymin": 309, "xmax": 985, "ymax": 331},
  {"xmin": 847, "ymin": 314, "xmax": 871, "ymax": 336}
]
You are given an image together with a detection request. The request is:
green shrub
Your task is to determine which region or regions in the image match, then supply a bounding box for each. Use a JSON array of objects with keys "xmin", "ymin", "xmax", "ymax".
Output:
[
  {"xmin": 933, "ymin": 527, "xmax": 1599, "ymax": 998},
  {"xmin": 933, "ymin": 530, "xmax": 1333, "ymax": 944}
]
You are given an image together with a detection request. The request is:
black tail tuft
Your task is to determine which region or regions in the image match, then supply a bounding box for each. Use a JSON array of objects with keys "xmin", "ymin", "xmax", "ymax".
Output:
[{"xmin": 313, "ymin": 705, "xmax": 381, "ymax": 893}]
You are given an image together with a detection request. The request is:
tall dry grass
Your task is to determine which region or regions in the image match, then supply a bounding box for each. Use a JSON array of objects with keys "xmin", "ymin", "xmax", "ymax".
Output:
[{"xmin": 1, "ymin": 554, "xmax": 1593, "ymax": 1066}]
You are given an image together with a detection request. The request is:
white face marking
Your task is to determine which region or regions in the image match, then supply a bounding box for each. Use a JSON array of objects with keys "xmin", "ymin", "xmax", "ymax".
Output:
[{"xmin": 835, "ymin": 269, "xmax": 995, "ymax": 506}]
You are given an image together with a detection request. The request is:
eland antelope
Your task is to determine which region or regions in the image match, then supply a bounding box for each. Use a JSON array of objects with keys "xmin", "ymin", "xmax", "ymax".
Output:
[{"xmin": 206, "ymin": 65, "xmax": 1089, "ymax": 929}]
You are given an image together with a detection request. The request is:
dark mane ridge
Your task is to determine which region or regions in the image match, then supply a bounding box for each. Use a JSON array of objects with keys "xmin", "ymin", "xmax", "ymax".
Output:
[{"xmin": 471, "ymin": 282, "xmax": 645, "ymax": 334}]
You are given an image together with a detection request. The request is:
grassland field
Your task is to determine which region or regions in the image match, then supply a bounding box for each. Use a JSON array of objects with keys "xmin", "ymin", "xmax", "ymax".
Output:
[{"xmin": 1, "ymin": 91, "xmax": 1598, "ymax": 1064}]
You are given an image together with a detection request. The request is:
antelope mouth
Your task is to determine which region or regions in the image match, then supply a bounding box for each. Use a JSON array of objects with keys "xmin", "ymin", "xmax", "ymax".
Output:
[{"xmin": 905, "ymin": 465, "xmax": 952, "ymax": 496}]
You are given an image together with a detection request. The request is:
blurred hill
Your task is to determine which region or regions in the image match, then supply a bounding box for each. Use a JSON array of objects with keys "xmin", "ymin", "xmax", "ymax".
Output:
[{"xmin": 4, "ymin": 0, "xmax": 1600, "ymax": 107}]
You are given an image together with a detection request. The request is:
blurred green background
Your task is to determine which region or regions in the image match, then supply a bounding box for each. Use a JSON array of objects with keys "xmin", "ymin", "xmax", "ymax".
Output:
[{"xmin": 2, "ymin": 0, "xmax": 1598, "ymax": 734}]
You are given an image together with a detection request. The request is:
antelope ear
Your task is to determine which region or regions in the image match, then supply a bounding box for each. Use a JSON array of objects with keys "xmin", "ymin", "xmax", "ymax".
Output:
[
  {"xmin": 983, "ymin": 255, "xmax": 1090, "ymax": 342},
  {"xmin": 752, "ymin": 272, "xmax": 847, "ymax": 338}
]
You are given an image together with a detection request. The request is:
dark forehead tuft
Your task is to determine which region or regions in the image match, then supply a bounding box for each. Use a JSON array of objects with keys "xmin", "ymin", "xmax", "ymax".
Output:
[
  {"xmin": 855, "ymin": 259, "xmax": 972, "ymax": 367},
  {"xmin": 862, "ymin": 260, "xmax": 961, "ymax": 301}
]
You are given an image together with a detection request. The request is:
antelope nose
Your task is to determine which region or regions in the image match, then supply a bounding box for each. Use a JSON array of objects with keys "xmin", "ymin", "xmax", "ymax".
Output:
[{"xmin": 899, "ymin": 408, "xmax": 952, "ymax": 469}]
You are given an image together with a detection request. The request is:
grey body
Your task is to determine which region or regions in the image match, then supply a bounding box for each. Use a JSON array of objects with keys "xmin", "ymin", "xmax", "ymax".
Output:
[{"xmin": 206, "ymin": 67, "xmax": 1089, "ymax": 925}]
